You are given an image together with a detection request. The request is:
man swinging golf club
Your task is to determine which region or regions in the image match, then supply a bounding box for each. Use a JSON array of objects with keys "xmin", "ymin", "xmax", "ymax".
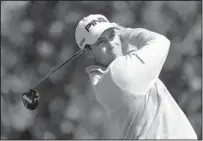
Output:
[{"xmin": 75, "ymin": 14, "xmax": 197, "ymax": 139}]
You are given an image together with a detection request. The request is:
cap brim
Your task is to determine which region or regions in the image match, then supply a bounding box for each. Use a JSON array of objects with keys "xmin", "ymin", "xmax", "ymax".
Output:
[{"xmin": 87, "ymin": 23, "xmax": 119, "ymax": 45}]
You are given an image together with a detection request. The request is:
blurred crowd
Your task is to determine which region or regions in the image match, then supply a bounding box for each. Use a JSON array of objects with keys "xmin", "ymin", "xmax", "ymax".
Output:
[{"xmin": 1, "ymin": 1, "xmax": 202, "ymax": 139}]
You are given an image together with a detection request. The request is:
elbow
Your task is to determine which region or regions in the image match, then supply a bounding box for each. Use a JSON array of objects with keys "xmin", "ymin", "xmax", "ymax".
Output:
[
  {"xmin": 160, "ymin": 35, "xmax": 171, "ymax": 57},
  {"xmin": 148, "ymin": 30, "xmax": 171, "ymax": 49},
  {"xmin": 162, "ymin": 34, "xmax": 170, "ymax": 45},
  {"xmin": 157, "ymin": 34, "xmax": 171, "ymax": 49},
  {"xmin": 164, "ymin": 36, "xmax": 171, "ymax": 54},
  {"xmin": 163, "ymin": 36, "xmax": 171, "ymax": 48},
  {"xmin": 152, "ymin": 34, "xmax": 170, "ymax": 58}
]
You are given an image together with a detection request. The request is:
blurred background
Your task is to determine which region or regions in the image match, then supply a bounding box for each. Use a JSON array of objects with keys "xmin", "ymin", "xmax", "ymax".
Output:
[{"xmin": 1, "ymin": 1, "xmax": 202, "ymax": 140}]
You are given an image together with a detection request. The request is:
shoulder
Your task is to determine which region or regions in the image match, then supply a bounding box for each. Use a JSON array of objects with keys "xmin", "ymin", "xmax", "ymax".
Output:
[
  {"xmin": 116, "ymin": 26, "xmax": 148, "ymax": 39},
  {"xmin": 116, "ymin": 26, "xmax": 151, "ymax": 47},
  {"xmin": 118, "ymin": 27, "xmax": 162, "ymax": 41}
]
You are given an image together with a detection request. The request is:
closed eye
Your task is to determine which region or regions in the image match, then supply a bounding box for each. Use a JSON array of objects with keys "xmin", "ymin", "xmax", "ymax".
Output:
[
  {"xmin": 97, "ymin": 38, "xmax": 105, "ymax": 46},
  {"xmin": 110, "ymin": 30, "xmax": 115, "ymax": 40}
]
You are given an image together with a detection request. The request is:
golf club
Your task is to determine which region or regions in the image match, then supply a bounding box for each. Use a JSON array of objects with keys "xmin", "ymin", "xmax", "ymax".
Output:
[{"xmin": 22, "ymin": 49, "xmax": 83, "ymax": 110}]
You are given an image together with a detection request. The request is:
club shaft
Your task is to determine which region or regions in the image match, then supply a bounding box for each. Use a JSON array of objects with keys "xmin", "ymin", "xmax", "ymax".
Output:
[{"xmin": 32, "ymin": 50, "xmax": 83, "ymax": 89}]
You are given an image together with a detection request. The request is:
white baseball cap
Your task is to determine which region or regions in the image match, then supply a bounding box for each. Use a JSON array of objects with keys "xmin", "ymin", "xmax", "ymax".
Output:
[{"xmin": 75, "ymin": 14, "xmax": 118, "ymax": 49}]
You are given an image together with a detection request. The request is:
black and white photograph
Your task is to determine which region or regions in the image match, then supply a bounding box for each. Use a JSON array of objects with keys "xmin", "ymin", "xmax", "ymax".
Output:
[{"xmin": 1, "ymin": 1, "xmax": 202, "ymax": 140}]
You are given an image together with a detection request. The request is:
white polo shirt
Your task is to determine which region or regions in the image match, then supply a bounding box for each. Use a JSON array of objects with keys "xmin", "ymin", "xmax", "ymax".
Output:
[{"xmin": 85, "ymin": 28, "xmax": 197, "ymax": 139}]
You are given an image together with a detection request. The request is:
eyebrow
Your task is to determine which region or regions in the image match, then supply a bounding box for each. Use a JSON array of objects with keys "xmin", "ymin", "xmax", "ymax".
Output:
[
  {"xmin": 96, "ymin": 29, "xmax": 114, "ymax": 44},
  {"xmin": 97, "ymin": 37, "xmax": 104, "ymax": 43}
]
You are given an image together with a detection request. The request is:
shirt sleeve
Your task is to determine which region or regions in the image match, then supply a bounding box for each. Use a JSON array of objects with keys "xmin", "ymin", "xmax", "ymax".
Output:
[{"xmin": 110, "ymin": 28, "xmax": 171, "ymax": 96}]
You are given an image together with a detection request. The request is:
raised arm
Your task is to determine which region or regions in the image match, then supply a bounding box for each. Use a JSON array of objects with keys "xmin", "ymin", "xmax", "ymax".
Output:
[{"xmin": 110, "ymin": 28, "xmax": 171, "ymax": 96}]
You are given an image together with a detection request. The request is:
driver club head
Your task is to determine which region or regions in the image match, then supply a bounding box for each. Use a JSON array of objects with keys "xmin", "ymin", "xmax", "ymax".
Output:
[
  {"xmin": 21, "ymin": 50, "xmax": 83, "ymax": 110},
  {"xmin": 22, "ymin": 89, "xmax": 40, "ymax": 110}
]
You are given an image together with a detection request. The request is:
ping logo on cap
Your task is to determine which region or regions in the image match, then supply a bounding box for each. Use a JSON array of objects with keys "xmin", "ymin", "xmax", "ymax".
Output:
[{"xmin": 85, "ymin": 17, "xmax": 107, "ymax": 32}]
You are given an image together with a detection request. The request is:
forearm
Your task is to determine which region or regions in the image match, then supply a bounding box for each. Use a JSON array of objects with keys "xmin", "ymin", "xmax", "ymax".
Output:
[
  {"xmin": 129, "ymin": 28, "xmax": 170, "ymax": 50},
  {"xmin": 119, "ymin": 27, "xmax": 170, "ymax": 55},
  {"xmin": 110, "ymin": 28, "xmax": 171, "ymax": 96},
  {"xmin": 128, "ymin": 28, "xmax": 170, "ymax": 68}
]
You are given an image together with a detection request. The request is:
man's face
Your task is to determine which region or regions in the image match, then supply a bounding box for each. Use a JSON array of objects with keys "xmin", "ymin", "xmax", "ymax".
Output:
[{"xmin": 89, "ymin": 28, "xmax": 123, "ymax": 66}]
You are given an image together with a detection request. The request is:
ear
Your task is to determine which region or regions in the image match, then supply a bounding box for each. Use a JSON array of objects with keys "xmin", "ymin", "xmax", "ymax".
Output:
[
  {"xmin": 83, "ymin": 47, "xmax": 90, "ymax": 54},
  {"xmin": 84, "ymin": 47, "xmax": 94, "ymax": 59}
]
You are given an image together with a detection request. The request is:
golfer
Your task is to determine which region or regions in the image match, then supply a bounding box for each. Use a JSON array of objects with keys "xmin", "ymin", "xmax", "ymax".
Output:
[{"xmin": 75, "ymin": 14, "xmax": 197, "ymax": 139}]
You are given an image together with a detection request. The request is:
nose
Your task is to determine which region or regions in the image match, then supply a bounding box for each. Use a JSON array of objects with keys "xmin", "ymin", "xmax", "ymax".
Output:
[
  {"xmin": 108, "ymin": 38, "xmax": 119, "ymax": 48},
  {"xmin": 105, "ymin": 39, "xmax": 114, "ymax": 49},
  {"xmin": 105, "ymin": 37, "xmax": 113, "ymax": 45},
  {"xmin": 104, "ymin": 36, "xmax": 116, "ymax": 49},
  {"xmin": 106, "ymin": 41, "xmax": 118, "ymax": 53}
]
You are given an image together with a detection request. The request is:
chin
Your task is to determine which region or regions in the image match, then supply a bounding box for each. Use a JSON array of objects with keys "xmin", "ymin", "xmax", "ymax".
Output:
[
  {"xmin": 100, "ymin": 59, "xmax": 113, "ymax": 67},
  {"xmin": 95, "ymin": 55, "xmax": 117, "ymax": 67},
  {"xmin": 94, "ymin": 59, "xmax": 108, "ymax": 67},
  {"xmin": 106, "ymin": 58, "xmax": 116, "ymax": 66}
]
